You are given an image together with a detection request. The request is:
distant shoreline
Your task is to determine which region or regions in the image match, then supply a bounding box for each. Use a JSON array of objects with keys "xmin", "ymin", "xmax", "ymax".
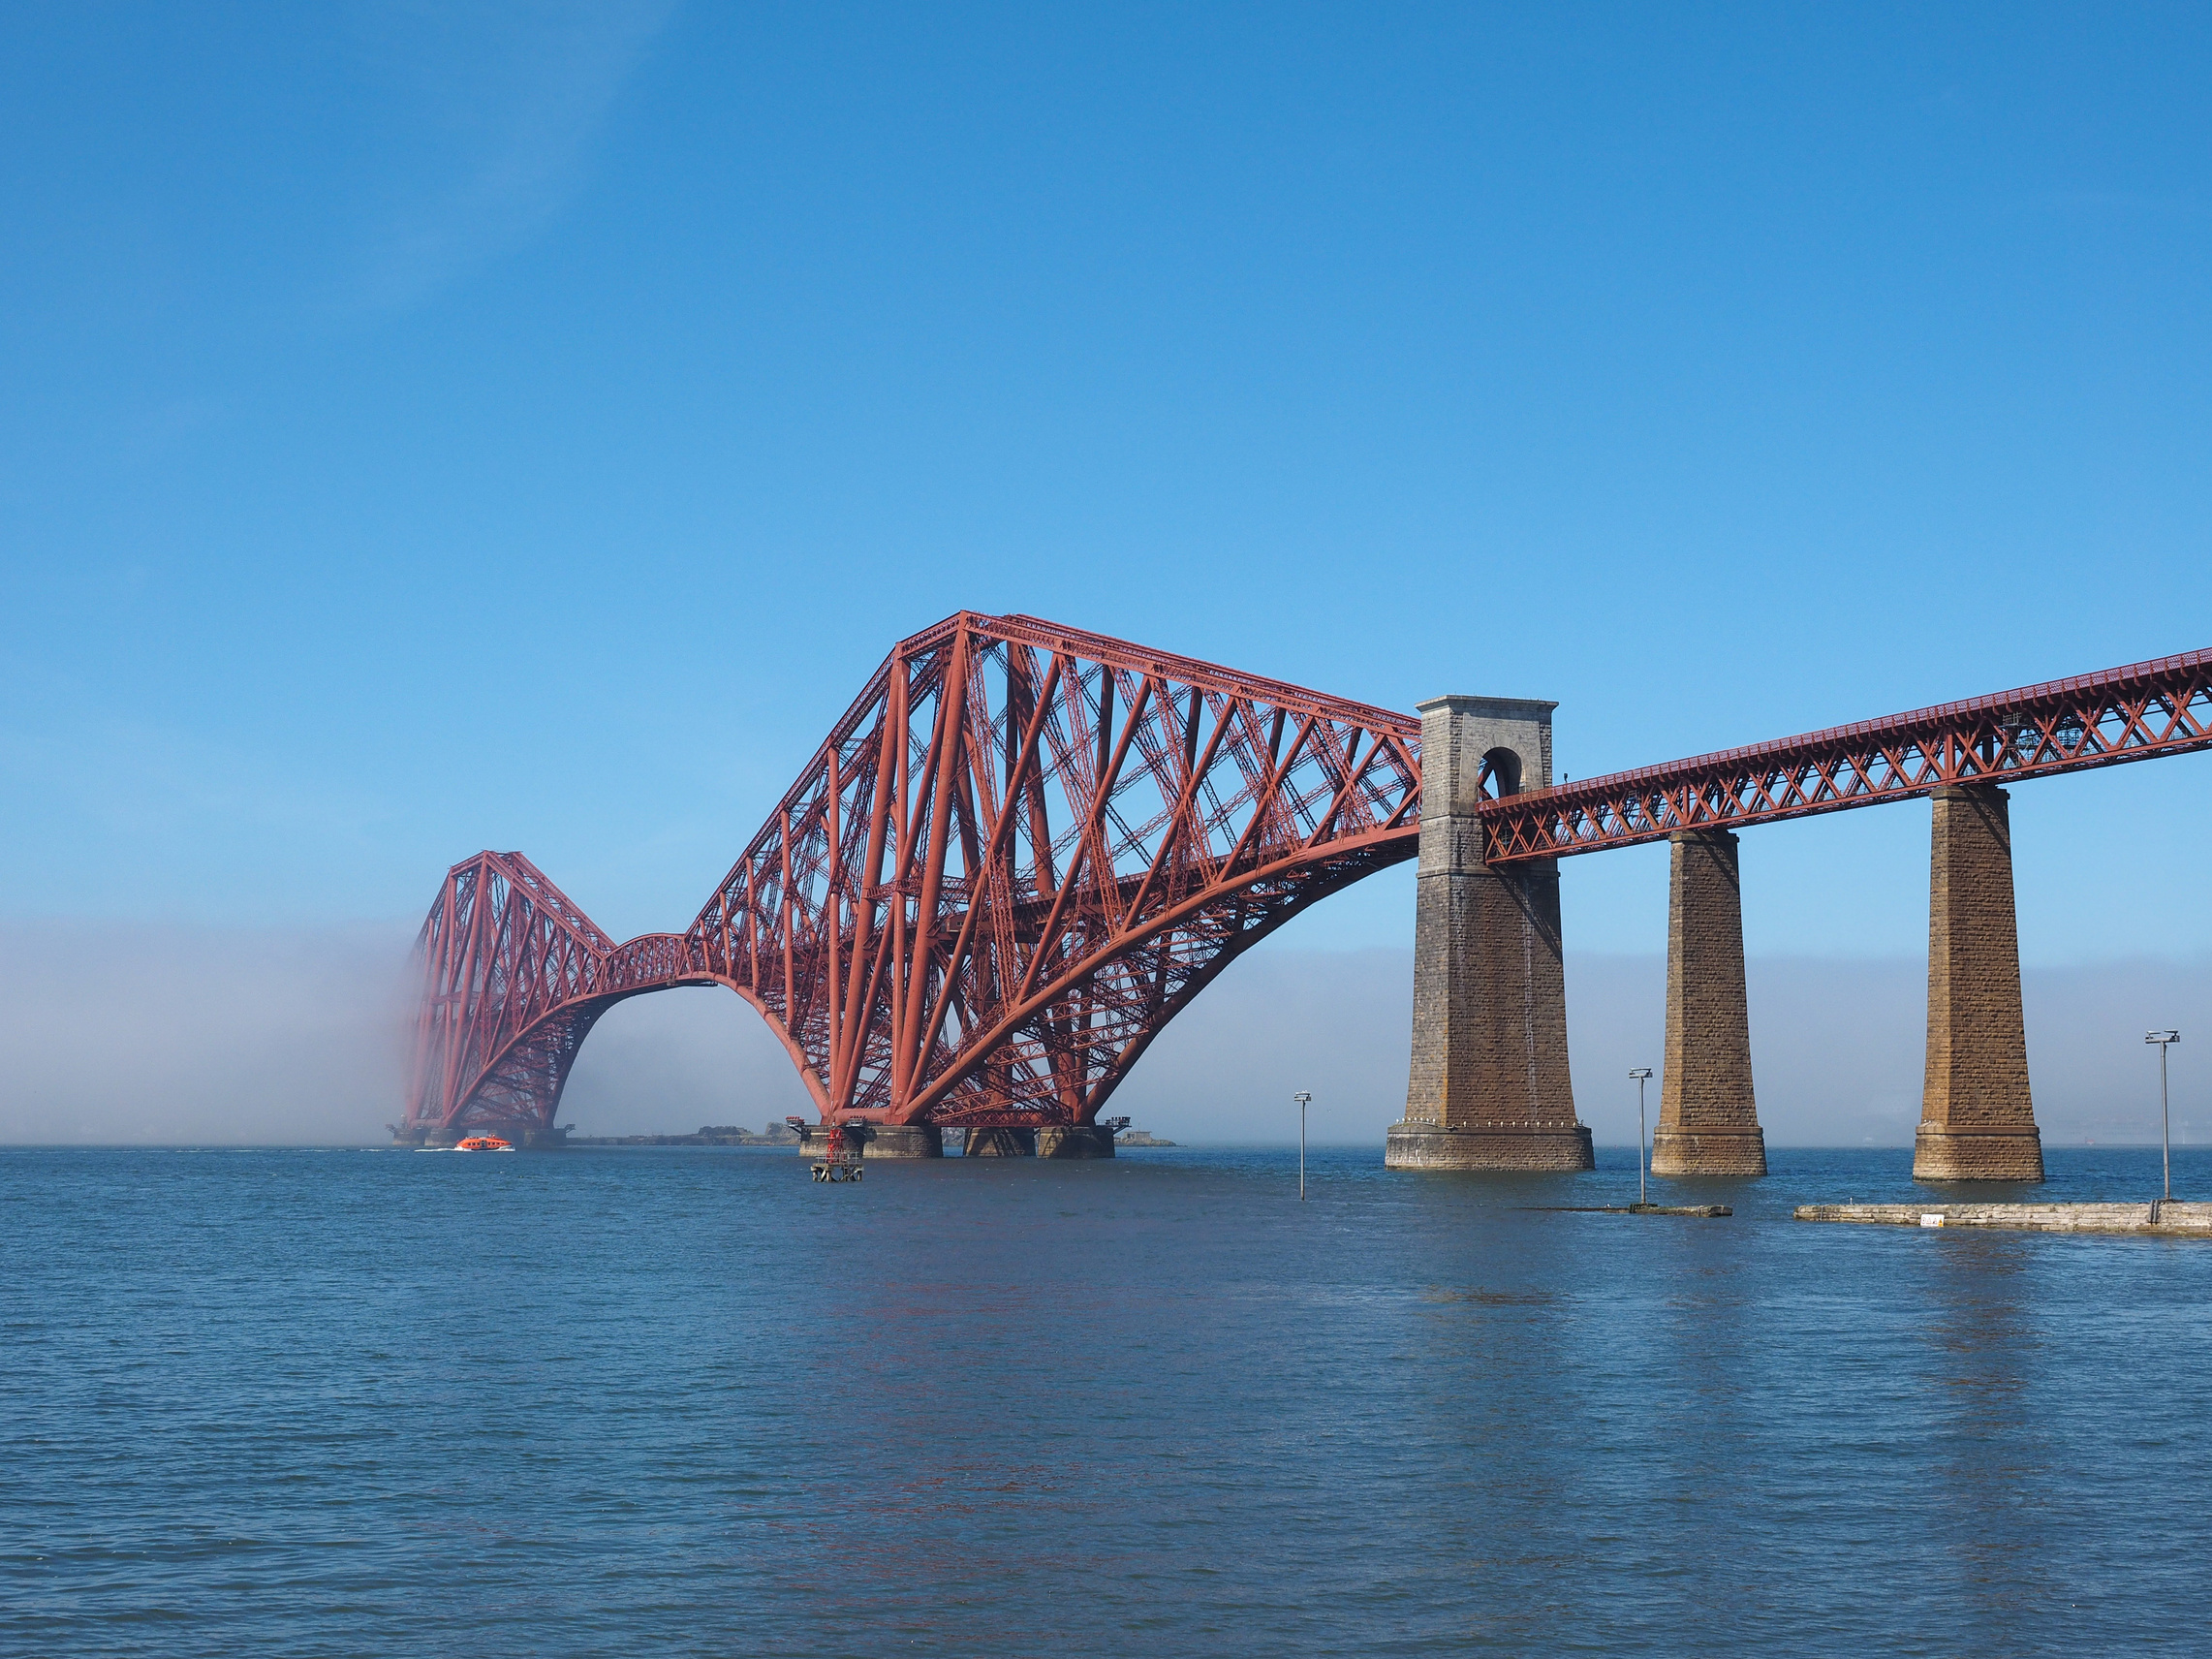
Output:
[{"xmin": 566, "ymin": 1139, "xmax": 792, "ymax": 1148}]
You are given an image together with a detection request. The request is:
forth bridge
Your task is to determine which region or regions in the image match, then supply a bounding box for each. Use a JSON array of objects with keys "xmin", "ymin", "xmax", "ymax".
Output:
[{"xmin": 398, "ymin": 610, "xmax": 2212, "ymax": 1182}]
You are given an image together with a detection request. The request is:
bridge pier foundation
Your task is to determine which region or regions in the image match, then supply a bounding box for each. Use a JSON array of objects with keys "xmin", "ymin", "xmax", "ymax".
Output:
[
  {"xmin": 1387, "ymin": 694, "xmax": 1592, "ymax": 1172},
  {"xmin": 1036, "ymin": 1125, "xmax": 1116, "ymax": 1158},
  {"xmin": 795, "ymin": 1122, "xmax": 944, "ymax": 1158},
  {"xmin": 1914, "ymin": 784, "xmax": 2045, "ymax": 1183},
  {"xmin": 954, "ymin": 1125, "xmax": 1116, "ymax": 1156},
  {"xmin": 1651, "ymin": 830, "xmax": 1767, "ymax": 1176}
]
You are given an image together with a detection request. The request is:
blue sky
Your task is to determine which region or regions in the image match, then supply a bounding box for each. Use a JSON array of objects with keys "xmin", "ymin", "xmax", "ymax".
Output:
[{"xmin": 6, "ymin": 0, "xmax": 2211, "ymax": 978}]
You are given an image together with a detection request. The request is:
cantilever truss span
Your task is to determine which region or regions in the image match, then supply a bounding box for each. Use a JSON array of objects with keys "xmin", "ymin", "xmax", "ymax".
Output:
[{"xmin": 399, "ymin": 612, "xmax": 1423, "ymax": 1142}]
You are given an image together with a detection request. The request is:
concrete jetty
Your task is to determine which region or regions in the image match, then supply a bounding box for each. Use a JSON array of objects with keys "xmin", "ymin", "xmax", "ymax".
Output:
[{"xmin": 1795, "ymin": 1202, "xmax": 2212, "ymax": 1236}]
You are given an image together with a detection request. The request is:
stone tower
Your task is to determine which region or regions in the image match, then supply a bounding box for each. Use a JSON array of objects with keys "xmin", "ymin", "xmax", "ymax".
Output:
[{"xmin": 1386, "ymin": 695, "xmax": 1593, "ymax": 1171}]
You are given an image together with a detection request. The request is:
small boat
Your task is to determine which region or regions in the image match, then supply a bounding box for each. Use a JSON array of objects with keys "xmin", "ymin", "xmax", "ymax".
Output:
[{"xmin": 453, "ymin": 1136, "xmax": 515, "ymax": 1152}]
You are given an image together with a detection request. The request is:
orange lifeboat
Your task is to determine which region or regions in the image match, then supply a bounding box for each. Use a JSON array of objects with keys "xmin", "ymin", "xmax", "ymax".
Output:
[{"xmin": 454, "ymin": 1136, "xmax": 514, "ymax": 1152}]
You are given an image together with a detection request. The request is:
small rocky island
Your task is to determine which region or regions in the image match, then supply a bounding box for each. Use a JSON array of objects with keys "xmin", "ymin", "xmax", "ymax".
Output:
[{"xmin": 1114, "ymin": 1128, "xmax": 1178, "ymax": 1146}]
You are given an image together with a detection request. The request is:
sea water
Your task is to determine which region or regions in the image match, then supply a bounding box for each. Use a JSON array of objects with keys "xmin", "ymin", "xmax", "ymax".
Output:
[{"xmin": 4, "ymin": 1143, "xmax": 2209, "ymax": 1656}]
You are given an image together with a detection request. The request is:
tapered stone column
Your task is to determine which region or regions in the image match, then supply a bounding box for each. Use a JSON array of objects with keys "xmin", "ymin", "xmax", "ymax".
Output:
[
  {"xmin": 1387, "ymin": 695, "xmax": 1593, "ymax": 1171},
  {"xmin": 1651, "ymin": 830, "xmax": 1767, "ymax": 1175},
  {"xmin": 1914, "ymin": 784, "xmax": 2044, "ymax": 1182}
]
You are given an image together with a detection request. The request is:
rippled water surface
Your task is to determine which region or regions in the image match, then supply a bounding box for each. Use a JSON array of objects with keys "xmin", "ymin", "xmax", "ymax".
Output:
[{"xmin": 6, "ymin": 1143, "xmax": 2211, "ymax": 1656}]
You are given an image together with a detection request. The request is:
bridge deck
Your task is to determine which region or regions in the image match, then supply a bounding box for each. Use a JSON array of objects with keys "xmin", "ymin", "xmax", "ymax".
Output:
[{"xmin": 1480, "ymin": 646, "xmax": 2212, "ymax": 861}]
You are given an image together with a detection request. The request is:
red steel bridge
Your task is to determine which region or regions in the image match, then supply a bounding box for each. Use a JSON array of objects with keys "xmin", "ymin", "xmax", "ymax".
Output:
[{"xmin": 398, "ymin": 614, "xmax": 2212, "ymax": 1145}]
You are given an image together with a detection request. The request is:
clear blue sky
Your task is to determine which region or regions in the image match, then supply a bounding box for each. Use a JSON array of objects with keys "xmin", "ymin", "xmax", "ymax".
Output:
[{"xmin": 6, "ymin": 2, "xmax": 2210, "ymax": 965}]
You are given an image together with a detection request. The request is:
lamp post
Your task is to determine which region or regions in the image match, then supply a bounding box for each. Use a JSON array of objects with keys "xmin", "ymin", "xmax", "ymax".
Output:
[
  {"xmin": 2147, "ymin": 1030, "xmax": 2181, "ymax": 1202},
  {"xmin": 1293, "ymin": 1092, "xmax": 1311, "ymax": 1200},
  {"xmin": 1628, "ymin": 1069, "xmax": 1653, "ymax": 1207}
]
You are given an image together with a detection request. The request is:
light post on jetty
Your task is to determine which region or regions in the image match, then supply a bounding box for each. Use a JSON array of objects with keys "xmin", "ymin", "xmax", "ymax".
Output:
[
  {"xmin": 1293, "ymin": 1092, "xmax": 1311, "ymax": 1200},
  {"xmin": 1629, "ymin": 1069, "xmax": 1653, "ymax": 1207},
  {"xmin": 2147, "ymin": 1031, "xmax": 2181, "ymax": 1201}
]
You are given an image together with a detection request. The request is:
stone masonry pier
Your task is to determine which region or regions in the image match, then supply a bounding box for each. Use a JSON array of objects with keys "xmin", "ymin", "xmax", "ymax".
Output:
[
  {"xmin": 964, "ymin": 1125, "xmax": 1116, "ymax": 1157},
  {"xmin": 1386, "ymin": 694, "xmax": 1593, "ymax": 1171},
  {"xmin": 1914, "ymin": 784, "xmax": 2045, "ymax": 1182},
  {"xmin": 1651, "ymin": 829, "xmax": 1766, "ymax": 1176},
  {"xmin": 1382, "ymin": 648, "xmax": 2212, "ymax": 1184},
  {"xmin": 1390, "ymin": 711, "xmax": 2062, "ymax": 1185},
  {"xmin": 793, "ymin": 1122, "xmax": 943, "ymax": 1158}
]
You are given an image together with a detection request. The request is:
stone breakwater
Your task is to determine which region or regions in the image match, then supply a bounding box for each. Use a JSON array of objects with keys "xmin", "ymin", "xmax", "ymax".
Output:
[{"xmin": 1796, "ymin": 1202, "xmax": 2212, "ymax": 1235}]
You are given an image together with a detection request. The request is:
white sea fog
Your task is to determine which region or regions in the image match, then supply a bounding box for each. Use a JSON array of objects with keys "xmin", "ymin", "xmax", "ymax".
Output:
[{"xmin": 1, "ymin": 921, "xmax": 2202, "ymax": 1150}]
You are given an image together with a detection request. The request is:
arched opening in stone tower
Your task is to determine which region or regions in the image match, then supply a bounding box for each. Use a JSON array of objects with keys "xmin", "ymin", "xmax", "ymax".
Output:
[{"xmin": 1480, "ymin": 746, "xmax": 1523, "ymax": 798}]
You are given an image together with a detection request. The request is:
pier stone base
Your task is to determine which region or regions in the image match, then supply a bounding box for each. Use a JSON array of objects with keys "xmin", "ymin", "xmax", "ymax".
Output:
[
  {"xmin": 1651, "ymin": 830, "xmax": 1767, "ymax": 1176},
  {"xmin": 955, "ymin": 1125, "xmax": 1116, "ymax": 1157},
  {"xmin": 794, "ymin": 1122, "xmax": 943, "ymax": 1159},
  {"xmin": 1913, "ymin": 784, "xmax": 2044, "ymax": 1183},
  {"xmin": 1388, "ymin": 694, "xmax": 1593, "ymax": 1172},
  {"xmin": 1649, "ymin": 1128, "xmax": 1767, "ymax": 1176},
  {"xmin": 1386, "ymin": 1122, "xmax": 1595, "ymax": 1171},
  {"xmin": 1035, "ymin": 1125, "xmax": 1116, "ymax": 1158},
  {"xmin": 1912, "ymin": 1127, "xmax": 2046, "ymax": 1182}
]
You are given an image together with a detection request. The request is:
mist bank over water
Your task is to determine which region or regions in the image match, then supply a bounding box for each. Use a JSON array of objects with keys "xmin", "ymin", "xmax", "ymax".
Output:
[
  {"xmin": 0, "ymin": 920, "xmax": 417, "ymax": 1145},
  {"xmin": 1, "ymin": 922, "xmax": 2203, "ymax": 1148}
]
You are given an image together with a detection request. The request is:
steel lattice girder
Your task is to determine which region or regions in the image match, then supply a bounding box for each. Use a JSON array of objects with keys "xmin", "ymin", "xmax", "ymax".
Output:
[
  {"xmin": 686, "ymin": 613, "xmax": 1422, "ymax": 1128},
  {"xmin": 399, "ymin": 612, "xmax": 1422, "ymax": 1137},
  {"xmin": 1479, "ymin": 647, "xmax": 2212, "ymax": 862},
  {"xmin": 398, "ymin": 847, "xmax": 706, "ymax": 1139}
]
